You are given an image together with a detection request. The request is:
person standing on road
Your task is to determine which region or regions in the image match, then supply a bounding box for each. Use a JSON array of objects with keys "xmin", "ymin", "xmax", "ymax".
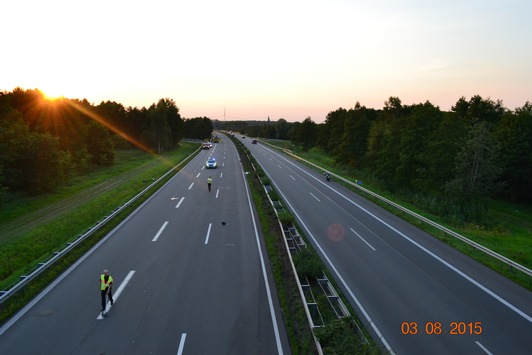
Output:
[
  {"xmin": 207, "ymin": 176, "xmax": 212, "ymax": 192},
  {"xmin": 100, "ymin": 269, "xmax": 114, "ymax": 313}
]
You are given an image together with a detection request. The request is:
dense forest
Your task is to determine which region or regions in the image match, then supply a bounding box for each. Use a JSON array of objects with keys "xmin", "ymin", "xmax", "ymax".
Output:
[
  {"xmin": 217, "ymin": 96, "xmax": 532, "ymax": 223},
  {"xmin": 2, "ymin": 88, "xmax": 530, "ymax": 223},
  {"xmin": 0, "ymin": 88, "xmax": 213, "ymax": 201}
]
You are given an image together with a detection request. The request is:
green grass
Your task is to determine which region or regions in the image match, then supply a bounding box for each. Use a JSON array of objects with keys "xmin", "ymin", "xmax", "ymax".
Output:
[
  {"xmin": 0, "ymin": 144, "xmax": 199, "ymax": 290},
  {"xmin": 1, "ymin": 150, "xmax": 161, "ymax": 224},
  {"xmin": 0, "ymin": 144, "xmax": 199, "ymax": 324},
  {"xmin": 264, "ymin": 140, "xmax": 532, "ymax": 290},
  {"xmin": 236, "ymin": 138, "xmax": 382, "ymax": 354},
  {"xmin": 237, "ymin": 141, "xmax": 317, "ymax": 354},
  {"xmin": 0, "ymin": 186, "xmax": 158, "ymax": 325}
]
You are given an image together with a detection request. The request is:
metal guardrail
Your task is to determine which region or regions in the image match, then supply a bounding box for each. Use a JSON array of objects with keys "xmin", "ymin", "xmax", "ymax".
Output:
[
  {"xmin": 0, "ymin": 147, "xmax": 201, "ymax": 306},
  {"xmin": 257, "ymin": 139, "xmax": 531, "ymax": 278}
]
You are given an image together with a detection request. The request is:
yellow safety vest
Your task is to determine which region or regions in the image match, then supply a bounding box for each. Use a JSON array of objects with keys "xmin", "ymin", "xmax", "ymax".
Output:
[
  {"xmin": 207, "ymin": 177, "xmax": 212, "ymax": 184},
  {"xmin": 100, "ymin": 274, "xmax": 113, "ymax": 290}
]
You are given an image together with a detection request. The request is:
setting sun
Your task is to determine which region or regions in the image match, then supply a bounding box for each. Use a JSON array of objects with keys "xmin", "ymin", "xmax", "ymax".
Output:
[{"xmin": 41, "ymin": 88, "xmax": 64, "ymax": 101}]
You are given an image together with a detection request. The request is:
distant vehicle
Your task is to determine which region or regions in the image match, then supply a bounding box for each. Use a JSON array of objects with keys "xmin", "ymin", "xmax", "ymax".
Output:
[
  {"xmin": 251, "ymin": 139, "xmax": 257, "ymax": 144},
  {"xmin": 205, "ymin": 157, "xmax": 217, "ymax": 169},
  {"xmin": 242, "ymin": 136, "xmax": 245, "ymax": 139},
  {"xmin": 202, "ymin": 142, "xmax": 211, "ymax": 150}
]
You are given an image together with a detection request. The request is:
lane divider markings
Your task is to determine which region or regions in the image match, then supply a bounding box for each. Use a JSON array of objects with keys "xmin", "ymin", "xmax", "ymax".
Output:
[
  {"xmin": 97, "ymin": 270, "xmax": 135, "ymax": 319},
  {"xmin": 350, "ymin": 228, "xmax": 376, "ymax": 251},
  {"xmin": 476, "ymin": 341, "xmax": 493, "ymax": 354},
  {"xmin": 204, "ymin": 223, "xmax": 212, "ymax": 245},
  {"xmin": 309, "ymin": 192, "xmax": 320, "ymax": 202},
  {"xmin": 175, "ymin": 197, "xmax": 184, "ymax": 209},
  {"xmin": 188, "ymin": 182, "xmax": 194, "ymax": 190},
  {"xmin": 152, "ymin": 221, "xmax": 169, "ymax": 242},
  {"xmin": 177, "ymin": 333, "xmax": 187, "ymax": 355}
]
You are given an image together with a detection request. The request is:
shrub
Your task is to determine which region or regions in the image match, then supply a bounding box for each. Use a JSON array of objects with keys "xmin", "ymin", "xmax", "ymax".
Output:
[
  {"xmin": 277, "ymin": 210, "xmax": 294, "ymax": 225},
  {"xmin": 293, "ymin": 249, "xmax": 322, "ymax": 278}
]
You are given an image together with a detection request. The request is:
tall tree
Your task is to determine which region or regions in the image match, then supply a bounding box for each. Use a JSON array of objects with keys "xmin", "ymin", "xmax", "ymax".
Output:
[
  {"xmin": 396, "ymin": 101, "xmax": 442, "ymax": 191},
  {"xmin": 336, "ymin": 103, "xmax": 373, "ymax": 169},
  {"xmin": 183, "ymin": 117, "xmax": 212, "ymax": 140},
  {"xmin": 86, "ymin": 121, "xmax": 114, "ymax": 166},
  {"xmin": 274, "ymin": 118, "xmax": 290, "ymax": 140},
  {"xmin": 452, "ymin": 95, "xmax": 505, "ymax": 126},
  {"xmin": 0, "ymin": 109, "xmax": 31, "ymax": 190},
  {"xmin": 145, "ymin": 98, "xmax": 184, "ymax": 151},
  {"xmin": 319, "ymin": 108, "xmax": 348, "ymax": 155},
  {"xmin": 494, "ymin": 102, "xmax": 532, "ymax": 202},
  {"xmin": 445, "ymin": 120, "xmax": 501, "ymax": 201},
  {"xmin": 296, "ymin": 117, "xmax": 318, "ymax": 151},
  {"xmin": 424, "ymin": 111, "xmax": 467, "ymax": 193},
  {"xmin": 23, "ymin": 133, "xmax": 63, "ymax": 195}
]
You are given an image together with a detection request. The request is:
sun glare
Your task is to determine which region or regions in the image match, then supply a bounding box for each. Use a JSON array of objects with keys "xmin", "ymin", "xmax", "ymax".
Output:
[
  {"xmin": 40, "ymin": 85, "xmax": 67, "ymax": 101},
  {"xmin": 42, "ymin": 91, "xmax": 62, "ymax": 101}
]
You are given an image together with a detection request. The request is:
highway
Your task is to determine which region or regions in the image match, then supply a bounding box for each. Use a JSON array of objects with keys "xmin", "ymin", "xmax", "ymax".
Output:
[
  {"xmin": 0, "ymin": 138, "xmax": 289, "ymax": 354},
  {"xmin": 241, "ymin": 136, "xmax": 532, "ymax": 355}
]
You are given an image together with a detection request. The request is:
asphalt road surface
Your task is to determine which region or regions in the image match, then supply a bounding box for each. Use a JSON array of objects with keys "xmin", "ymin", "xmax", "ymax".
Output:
[
  {"xmin": 242, "ymin": 136, "xmax": 532, "ymax": 355},
  {"xmin": 0, "ymin": 138, "xmax": 290, "ymax": 354}
]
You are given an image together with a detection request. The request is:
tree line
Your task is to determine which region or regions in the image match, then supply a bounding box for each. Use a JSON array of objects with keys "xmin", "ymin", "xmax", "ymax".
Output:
[
  {"xmin": 0, "ymin": 88, "xmax": 213, "ymax": 201},
  {"xmin": 220, "ymin": 96, "xmax": 531, "ymax": 223}
]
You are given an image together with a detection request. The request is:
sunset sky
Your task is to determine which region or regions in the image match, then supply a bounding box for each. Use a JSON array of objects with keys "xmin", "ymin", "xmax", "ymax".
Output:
[{"xmin": 2, "ymin": 0, "xmax": 531, "ymax": 122}]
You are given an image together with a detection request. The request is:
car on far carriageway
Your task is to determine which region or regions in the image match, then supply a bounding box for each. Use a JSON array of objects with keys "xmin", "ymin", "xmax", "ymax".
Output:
[
  {"xmin": 251, "ymin": 139, "xmax": 257, "ymax": 144},
  {"xmin": 205, "ymin": 157, "xmax": 217, "ymax": 169}
]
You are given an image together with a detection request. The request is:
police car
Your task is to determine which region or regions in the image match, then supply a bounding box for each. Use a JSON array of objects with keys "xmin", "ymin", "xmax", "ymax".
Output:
[{"xmin": 205, "ymin": 157, "xmax": 217, "ymax": 169}]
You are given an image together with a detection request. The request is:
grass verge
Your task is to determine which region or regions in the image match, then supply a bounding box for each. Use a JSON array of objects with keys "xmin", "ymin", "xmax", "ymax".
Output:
[
  {"xmin": 234, "ymin": 138, "xmax": 317, "ymax": 354},
  {"xmin": 234, "ymin": 137, "xmax": 382, "ymax": 354},
  {"xmin": 0, "ymin": 144, "xmax": 199, "ymax": 324},
  {"xmin": 266, "ymin": 142, "xmax": 532, "ymax": 291}
]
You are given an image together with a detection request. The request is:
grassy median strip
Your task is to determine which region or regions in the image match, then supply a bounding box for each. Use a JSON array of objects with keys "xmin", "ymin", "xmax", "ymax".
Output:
[
  {"xmin": 233, "ymin": 137, "xmax": 382, "ymax": 354},
  {"xmin": 235, "ymin": 142, "xmax": 317, "ymax": 354}
]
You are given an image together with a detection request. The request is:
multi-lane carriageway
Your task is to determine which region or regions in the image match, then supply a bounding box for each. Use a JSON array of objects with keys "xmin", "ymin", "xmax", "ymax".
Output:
[
  {"xmin": 1, "ymin": 132, "xmax": 530, "ymax": 354},
  {"xmin": 240, "ymin": 135, "xmax": 531, "ymax": 355},
  {"xmin": 0, "ymin": 138, "xmax": 290, "ymax": 354}
]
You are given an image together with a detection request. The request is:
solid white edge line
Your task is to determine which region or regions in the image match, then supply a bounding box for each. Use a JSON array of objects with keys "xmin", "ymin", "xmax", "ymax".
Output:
[
  {"xmin": 177, "ymin": 333, "xmax": 187, "ymax": 355},
  {"xmin": 350, "ymin": 228, "xmax": 376, "ymax": 251},
  {"xmin": 273, "ymin": 148, "xmax": 532, "ymax": 323},
  {"xmin": 475, "ymin": 341, "xmax": 493, "ymax": 355},
  {"xmin": 152, "ymin": 221, "xmax": 169, "ymax": 242},
  {"xmin": 278, "ymin": 190, "xmax": 394, "ymax": 354},
  {"xmin": 97, "ymin": 270, "xmax": 135, "ymax": 319},
  {"xmin": 0, "ymin": 161, "xmax": 195, "ymax": 334},
  {"xmin": 239, "ymin": 154, "xmax": 284, "ymax": 355},
  {"xmin": 175, "ymin": 197, "xmax": 185, "ymax": 209},
  {"xmin": 204, "ymin": 223, "xmax": 212, "ymax": 245}
]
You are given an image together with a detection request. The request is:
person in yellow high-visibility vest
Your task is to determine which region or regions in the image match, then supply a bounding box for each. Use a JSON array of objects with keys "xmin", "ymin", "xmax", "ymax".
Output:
[
  {"xmin": 207, "ymin": 176, "xmax": 212, "ymax": 192},
  {"xmin": 100, "ymin": 269, "xmax": 114, "ymax": 313}
]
